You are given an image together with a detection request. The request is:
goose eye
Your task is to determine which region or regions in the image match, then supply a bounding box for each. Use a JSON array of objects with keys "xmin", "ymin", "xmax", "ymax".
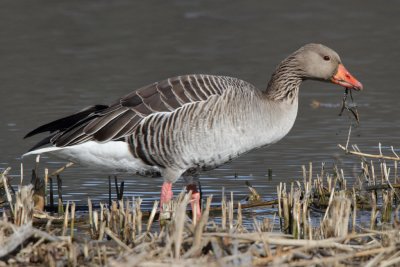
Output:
[{"xmin": 323, "ymin": 55, "xmax": 330, "ymax": 61}]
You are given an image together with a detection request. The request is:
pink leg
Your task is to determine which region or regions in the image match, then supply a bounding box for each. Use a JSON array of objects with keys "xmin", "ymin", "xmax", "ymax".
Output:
[
  {"xmin": 160, "ymin": 181, "xmax": 173, "ymax": 211},
  {"xmin": 186, "ymin": 184, "xmax": 201, "ymax": 222}
]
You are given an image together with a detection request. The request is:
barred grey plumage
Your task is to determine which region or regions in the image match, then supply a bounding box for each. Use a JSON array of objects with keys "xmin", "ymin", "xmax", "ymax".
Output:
[{"xmin": 23, "ymin": 43, "xmax": 362, "ymax": 217}]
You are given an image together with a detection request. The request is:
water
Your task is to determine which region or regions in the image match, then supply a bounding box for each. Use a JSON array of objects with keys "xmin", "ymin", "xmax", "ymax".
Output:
[{"xmin": 1, "ymin": 1, "xmax": 400, "ymax": 212}]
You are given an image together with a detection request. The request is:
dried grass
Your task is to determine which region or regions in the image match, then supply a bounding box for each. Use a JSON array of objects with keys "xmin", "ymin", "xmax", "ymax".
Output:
[{"xmin": 0, "ymin": 157, "xmax": 399, "ymax": 266}]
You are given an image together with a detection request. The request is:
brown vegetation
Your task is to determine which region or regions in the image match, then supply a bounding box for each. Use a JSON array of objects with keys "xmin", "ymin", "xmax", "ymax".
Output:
[{"xmin": 0, "ymin": 148, "xmax": 400, "ymax": 266}]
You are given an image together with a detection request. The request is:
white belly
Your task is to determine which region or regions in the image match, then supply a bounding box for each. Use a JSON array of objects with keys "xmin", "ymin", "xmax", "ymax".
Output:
[{"xmin": 24, "ymin": 141, "xmax": 160, "ymax": 175}]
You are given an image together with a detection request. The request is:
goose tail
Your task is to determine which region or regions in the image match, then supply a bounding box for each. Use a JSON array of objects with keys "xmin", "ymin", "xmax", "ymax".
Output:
[{"xmin": 22, "ymin": 146, "xmax": 65, "ymax": 158}]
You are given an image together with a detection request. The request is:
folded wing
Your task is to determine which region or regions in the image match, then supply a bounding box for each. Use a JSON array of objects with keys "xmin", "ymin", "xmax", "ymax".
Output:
[{"xmin": 26, "ymin": 75, "xmax": 234, "ymax": 150}]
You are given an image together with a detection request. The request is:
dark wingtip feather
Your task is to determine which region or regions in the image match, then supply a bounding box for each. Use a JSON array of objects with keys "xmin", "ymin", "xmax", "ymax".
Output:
[
  {"xmin": 27, "ymin": 134, "xmax": 57, "ymax": 152},
  {"xmin": 24, "ymin": 125, "xmax": 54, "ymax": 139},
  {"xmin": 24, "ymin": 105, "xmax": 109, "ymax": 139}
]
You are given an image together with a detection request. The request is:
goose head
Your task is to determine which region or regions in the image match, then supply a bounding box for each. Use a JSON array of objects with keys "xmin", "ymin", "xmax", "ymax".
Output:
[{"xmin": 296, "ymin": 43, "xmax": 363, "ymax": 91}]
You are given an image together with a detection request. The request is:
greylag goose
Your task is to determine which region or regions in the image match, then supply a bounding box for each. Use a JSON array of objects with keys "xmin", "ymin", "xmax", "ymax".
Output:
[{"xmin": 24, "ymin": 43, "xmax": 362, "ymax": 220}]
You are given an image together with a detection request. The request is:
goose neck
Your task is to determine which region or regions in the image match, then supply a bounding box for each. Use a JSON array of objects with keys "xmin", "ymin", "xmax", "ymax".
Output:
[{"xmin": 264, "ymin": 56, "xmax": 304, "ymax": 102}]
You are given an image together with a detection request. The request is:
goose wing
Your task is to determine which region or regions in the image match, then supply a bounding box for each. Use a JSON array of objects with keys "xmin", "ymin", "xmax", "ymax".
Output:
[{"xmin": 26, "ymin": 75, "xmax": 240, "ymax": 149}]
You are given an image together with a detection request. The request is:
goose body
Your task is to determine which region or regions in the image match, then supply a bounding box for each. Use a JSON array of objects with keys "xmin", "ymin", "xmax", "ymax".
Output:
[
  {"xmin": 24, "ymin": 43, "xmax": 363, "ymax": 219},
  {"xmin": 24, "ymin": 76, "xmax": 299, "ymax": 179}
]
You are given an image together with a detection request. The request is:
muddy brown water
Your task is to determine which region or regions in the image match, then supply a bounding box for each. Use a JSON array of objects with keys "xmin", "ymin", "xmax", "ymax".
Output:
[{"xmin": 1, "ymin": 1, "xmax": 400, "ymax": 220}]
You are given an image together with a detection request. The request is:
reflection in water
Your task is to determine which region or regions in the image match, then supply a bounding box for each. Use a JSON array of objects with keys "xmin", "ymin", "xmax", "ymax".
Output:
[{"xmin": 1, "ymin": 1, "xmax": 400, "ymax": 223}]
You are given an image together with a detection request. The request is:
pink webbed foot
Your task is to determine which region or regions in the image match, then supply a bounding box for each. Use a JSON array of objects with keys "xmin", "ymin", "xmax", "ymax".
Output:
[
  {"xmin": 160, "ymin": 182, "xmax": 173, "ymax": 222},
  {"xmin": 186, "ymin": 184, "xmax": 202, "ymax": 223}
]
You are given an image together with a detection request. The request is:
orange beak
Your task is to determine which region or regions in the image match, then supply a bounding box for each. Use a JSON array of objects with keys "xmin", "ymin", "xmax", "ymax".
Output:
[{"xmin": 331, "ymin": 64, "xmax": 363, "ymax": 91}]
